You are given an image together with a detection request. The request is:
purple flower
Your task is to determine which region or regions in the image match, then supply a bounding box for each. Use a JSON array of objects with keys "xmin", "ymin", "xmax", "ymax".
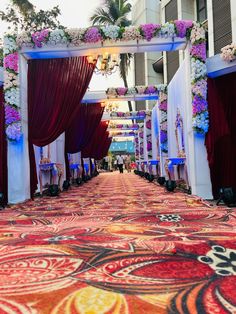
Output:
[
  {"xmin": 159, "ymin": 101, "xmax": 167, "ymax": 111},
  {"xmin": 147, "ymin": 141, "xmax": 152, "ymax": 151},
  {"xmin": 32, "ymin": 29, "xmax": 49, "ymax": 48},
  {"xmin": 116, "ymin": 87, "xmax": 128, "ymax": 96},
  {"xmin": 190, "ymin": 42, "xmax": 207, "ymax": 61},
  {"xmin": 117, "ymin": 112, "xmax": 125, "ymax": 117},
  {"xmin": 146, "ymin": 119, "xmax": 151, "ymax": 129},
  {"xmin": 174, "ymin": 20, "xmax": 193, "ymax": 38},
  {"xmin": 6, "ymin": 122, "xmax": 22, "ymax": 141},
  {"xmin": 160, "ymin": 130, "xmax": 167, "ymax": 143},
  {"xmin": 145, "ymin": 85, "xmax": 157, "ymax": 94},
  {"xmin": 192, "ymin": 95, "xmax": 208, "ymax": 114},
  {"xmin": 84, "ymin": 27, "xmax": 102, "ymax": 43},
  {"xmin": 139, "ymin": 132, "xmax": 144, "ymax": 139},
  {"xmin": 140, "ymin": 24, "xmax": 161, "ymax": 41},
  {"xmin": 5, "ymin": 105, "xmax": 21, "ymax": 124},
  {"xmin": 137, "ymin": 110, "xmax": 146, "ymax": 118}
]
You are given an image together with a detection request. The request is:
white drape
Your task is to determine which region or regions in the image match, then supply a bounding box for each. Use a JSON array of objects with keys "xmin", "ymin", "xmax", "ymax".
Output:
[{"xmin": 168, "ymin": 55, "xmax": 212, "ymax": 199}]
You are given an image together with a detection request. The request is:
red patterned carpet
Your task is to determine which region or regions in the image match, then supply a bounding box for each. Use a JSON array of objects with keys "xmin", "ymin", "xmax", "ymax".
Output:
[{"xmin": 0, "ymin": 172, "xmax": 236, "ymax": 313}]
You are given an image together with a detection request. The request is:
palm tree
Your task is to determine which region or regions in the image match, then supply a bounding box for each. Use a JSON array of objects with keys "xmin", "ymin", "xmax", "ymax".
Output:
[
  {"xmin": 90, "ymin": 0, "xmax": 133, "ymax": 112},
  {"xmin": 11, "ymin": 0, "xmax": 34, "ymax": 16}
]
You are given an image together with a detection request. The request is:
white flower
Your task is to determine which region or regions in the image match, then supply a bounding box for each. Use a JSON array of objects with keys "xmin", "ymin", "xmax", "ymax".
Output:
[
  {"xmin": 190, "ymin": 22, "xmax": 205, "ymax": 44},
  {"xmin": 3, "ymin": 36, "xmax": 17, "ymax": 54},
  {"xmin": 122, "ymin": 26, "xmax": 141, "ymax": 41},
  {"xmin": 66, "ymin": 28, "xmax": 86, "ymax": 46},
  {"xmin": 157, "ymin": 84, "xmax": 167, "ymax": 92},
  {"xmin": 106, "ymin": 87, "xmax": 117, "ymax": 96},
  {"xmin": 101, "ymin": 25, "xmax": 120, "ymax": 40},
  {"xmin": 16, "ymin": 32, "xmax": 33, "ymax": 48},
  {"xmin": 47, "ymin": 29, "xmax": 68, "ymax": 46},
  {"xmin": 191, "ymin": 59, "xmax": 207, "ymax": 81},
  {"xmin": 221, "ymin": 43, "xmax": 236, "ymax": 62},
  {"xmin": 5, "ymin": 88, "xmax": 19, "ymax": 106},
  {"xmin": 4, "ymin": 71, "xmax": 18, "ymax": 90},
  {"xmin": 160, "ymin": 23, "xmax": 176, "ymax": 38}
]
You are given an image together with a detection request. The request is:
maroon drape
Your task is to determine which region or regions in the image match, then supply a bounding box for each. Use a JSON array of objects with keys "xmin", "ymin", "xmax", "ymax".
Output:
[
  {"xmin": 96, "ymin": 135, "xmax": 112, "ymax": 160},
  {"xmin": 205, "ymin": 72, "xmax": 236, "ymax": 198},
  {"xmin": 0, "ymin": 86, "xmax": 8, "ymax": 204},
  {"xmin": 65, "ymin": 103, "xmax": 104, "ymax": 153},
  {"xmin": 82, "ymin": 121, "xmax": 109, "ymax": 159},
  {"xmin": 64, "ymin": 103, "xmax": 104, "ymax": 179},
  {"xmin": 28, "ymin": 57, "xmax": 95, "ymax": 196}
]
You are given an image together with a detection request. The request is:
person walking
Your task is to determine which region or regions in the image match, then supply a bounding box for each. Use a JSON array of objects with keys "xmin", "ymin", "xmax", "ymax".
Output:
[
  {"xmin": 125, "ymin": 154, "xmax": 131, "ymax": 173},
  {"xmin": 117, "ymin": 155, "xmax": 124, "ymax": 173}
]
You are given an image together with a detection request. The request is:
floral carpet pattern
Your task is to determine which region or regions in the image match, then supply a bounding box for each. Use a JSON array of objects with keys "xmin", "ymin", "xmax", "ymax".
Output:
[{"xmin": 0, "ymin": 172, "xmax": 236, "ymax": 314}]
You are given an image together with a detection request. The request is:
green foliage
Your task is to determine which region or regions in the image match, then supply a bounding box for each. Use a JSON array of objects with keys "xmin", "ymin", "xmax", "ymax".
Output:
[
  {"xmin": 0, "ymin": 47, "xmax": 3, "ymax": 67},
  {"xmin": 0, "ymin": 2, "xmax": 63, "ymax": 32}
]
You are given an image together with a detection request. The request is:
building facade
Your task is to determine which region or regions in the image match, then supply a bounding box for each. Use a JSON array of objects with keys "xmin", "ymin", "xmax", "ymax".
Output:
[{"xmin": 132, "ymin": 0, "xmax": 236, "ymax": 87}]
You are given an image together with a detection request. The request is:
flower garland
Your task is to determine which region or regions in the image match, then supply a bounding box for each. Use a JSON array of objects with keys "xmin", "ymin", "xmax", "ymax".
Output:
[
  {"xmin": 189, "ymin": 22, "xmax": 208, "ymax": 134},
  {"xmin": 108, "ymin": 122, "xmax": 139, "ymax": 130},
  {"xmin": 158, "ymin": 85, "xmax": 168, "ymax": 154},
  {"xmin": 110, "ymin": 110, "xmax": 147, "ymax": 119},
  {"xmin": 106, "ymin": 85, "xmax": 160, "ymax": 97},
  {"xmin": 3, "ymin": 35, "xmax": 22, "ymax": 142},
  {"xmin": 220, "ymin": 43, "xmax": 236, "ymax": 62},
  {"xmin": 1, "ymin": 20, "xmax": 207, "ymax": 142}
]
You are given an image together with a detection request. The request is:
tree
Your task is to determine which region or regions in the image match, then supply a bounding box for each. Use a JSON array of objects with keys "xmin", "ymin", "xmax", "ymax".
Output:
[
  {"xmin": 90, "ymin": 0, "xmax": 133, "ymax": 112},
  {"xmin": 0, "ymin": 0, "xmax": 63, "ymax": 32}
]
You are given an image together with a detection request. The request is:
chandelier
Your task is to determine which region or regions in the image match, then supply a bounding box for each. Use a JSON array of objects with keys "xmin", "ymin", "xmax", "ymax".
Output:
[{"xmin": 87, "ymin": 53, "xmax": 119, "ymax": 76}]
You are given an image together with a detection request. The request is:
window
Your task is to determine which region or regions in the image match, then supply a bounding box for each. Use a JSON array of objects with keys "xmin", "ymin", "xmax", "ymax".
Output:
[{"xmin": 196, "ymin": 0, "xmax": 207, "ymax": 22}]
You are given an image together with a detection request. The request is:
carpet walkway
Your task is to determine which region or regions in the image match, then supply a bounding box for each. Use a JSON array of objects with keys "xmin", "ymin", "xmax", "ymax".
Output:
[{"xmin": 0, "ymin": 172, "xmax": 236, "ymax": 313}]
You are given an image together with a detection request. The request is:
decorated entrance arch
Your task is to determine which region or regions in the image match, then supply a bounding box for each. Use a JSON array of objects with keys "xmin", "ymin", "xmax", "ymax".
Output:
[{"xmin": 1, "ymin": 19, "xmax": 213, "ymax": 201}]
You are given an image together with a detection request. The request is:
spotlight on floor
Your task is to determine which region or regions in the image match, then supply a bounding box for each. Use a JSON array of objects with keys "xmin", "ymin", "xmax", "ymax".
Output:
[
  {"xmin": 217, "ymin": 187, "xmax": 236, "ymax": 207},
  {"xmin": 0, "ymin": 192, "xmax": 5, "ymax": 209},
  {"xmin": 157, "ymin": 176, "xmax": 166, "ymax": 186},
  {"xmin": 76, "ymin": 178, "xmax": 83, "ymax": 186},
  {"xmin": 48, "ymin": 184, "xmax": 60, "ymax": 197},
  {"xmin": 62, "ymin": 180, "xmax": 70, "ymax": 191},
  {"xmin": 165, "ymin": 180, "xmax": 176, "ymax": 192}
]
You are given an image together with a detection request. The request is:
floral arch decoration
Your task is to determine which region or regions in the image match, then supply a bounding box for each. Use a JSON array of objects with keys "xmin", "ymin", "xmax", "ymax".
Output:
[{"xmin": 2, "ymin": 20, "xmax": 207, "ymax": 142}]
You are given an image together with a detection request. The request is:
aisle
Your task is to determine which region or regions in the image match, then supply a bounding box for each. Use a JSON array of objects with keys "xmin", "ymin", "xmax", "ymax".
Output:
[{"xmin": 0, "ymin": 172, "xmax": 236, "ymax": 313}]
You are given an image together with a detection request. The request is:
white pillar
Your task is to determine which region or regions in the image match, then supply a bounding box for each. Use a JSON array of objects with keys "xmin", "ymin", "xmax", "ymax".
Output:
[
  {"xmin": 8, "ymin": 55, "xmax": 30, "ymax": 203},
  {"xmin": 185, "ymin": 49, "xmax": 213, "ymax": 199},
  {"xmin": 207, "ymin": 0, "xmax": 215, "ymax": 57}
]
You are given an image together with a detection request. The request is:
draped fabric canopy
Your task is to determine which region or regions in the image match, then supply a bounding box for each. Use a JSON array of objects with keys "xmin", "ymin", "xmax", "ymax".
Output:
[
  {"xmin": 0, "ymin": 86, "xmax": 8, "ymax": 205},
  {"xmin": 65, "ymin": 103, "xmax": 104, "ymax": 154},
  {"xmin": 82, "ymin": 121, "xmax": 109, "ymax": 159},
  {"xmin": 28, "ymin": 57, "xmax": 95, "ymax": 196},
  {"xmin": 65, "ymin": 102, "xmax": 104, "ymax": 179},
  {"xmin": 206, "ymin": 73, "xmax": 236, "ymax": 198}
]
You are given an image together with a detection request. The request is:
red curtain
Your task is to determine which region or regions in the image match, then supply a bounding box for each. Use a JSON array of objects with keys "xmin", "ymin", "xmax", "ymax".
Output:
[
  {"xmin": 64, "ymin": 102, "xmax": 104, "ymax": 179},
  {"xmin": 28, "ymin": 57, "xmax": 95, "ymax": 196},
  {"xmin": 0, "ymin": 86, "xmax": 8, "ymax": 204},
  {"xmin": 82, "ymin": 121, "xmax": 109, "ymax": 159},
  {"xmin": 205, "ymin": 72, "xmax": 236, "ymax": 198},
  {"xmin": 96, "ymin": 135, "xmax": 112, "ymax": 160},
  {"xmin": 65, "ymin": 103, "xmax": 104, "ymax": 154}
]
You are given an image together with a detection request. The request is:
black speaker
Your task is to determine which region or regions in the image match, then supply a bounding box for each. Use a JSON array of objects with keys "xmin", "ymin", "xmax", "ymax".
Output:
[
  {"xmin": 148, "ymin": 174, "xmax": 154, "ymax": 182},
  {"xmin": 165, "ymin": 180, "xmax": 177, "ymax": 192},
  {"xmin": 62, "ymin": 180, "xmax": 70, "ymax": 191},
  {"xmin": 218, "ymin": 187, "xmax": 236, "ymax": 207},
  {"xmin": 157, "ymin": 176, "xmax": 166, "ymax": 186},
  {"xmin": 76, "ymin": 178, "xmax": 83, "ymax": 186},
  {"xmin": 48, "ymin": 184, "xmax": 60, "ymax": 197},
  {"xmin": 0, "ymin": 192, "xmax": 5, "ymax": 209}
]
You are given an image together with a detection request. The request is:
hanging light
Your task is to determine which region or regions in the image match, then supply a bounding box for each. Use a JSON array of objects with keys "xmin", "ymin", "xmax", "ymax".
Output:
[{"xmin": 86, "ymin": 53, "xmax": 120, "ymax": 76}]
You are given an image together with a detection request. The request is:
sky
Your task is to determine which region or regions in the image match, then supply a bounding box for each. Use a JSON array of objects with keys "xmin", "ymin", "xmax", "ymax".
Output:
[{"xmin": 0, "ymin": 0, "xmax": 135, "ymax": 102}]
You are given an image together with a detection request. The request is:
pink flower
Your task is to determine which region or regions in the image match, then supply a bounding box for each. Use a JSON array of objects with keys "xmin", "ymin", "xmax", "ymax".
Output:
[
  {"xmin": 4, "ymin": 53, "xmax": 18, "ymax": 72},
  {"xmin": 32, "ymin": 29, "xmax": 49, "ymax": 48},
  {"xmin": 159, "ymin": 101, "xmax": 167, "ymax": 111}
]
